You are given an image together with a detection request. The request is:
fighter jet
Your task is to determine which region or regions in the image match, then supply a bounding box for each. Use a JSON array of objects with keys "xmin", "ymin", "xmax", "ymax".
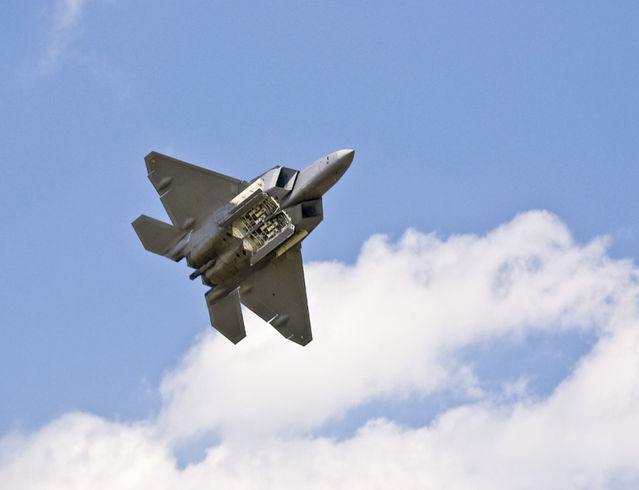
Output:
[{"xmin": 132, "ymin": 149, "xmax": 354, "ymax": 346}]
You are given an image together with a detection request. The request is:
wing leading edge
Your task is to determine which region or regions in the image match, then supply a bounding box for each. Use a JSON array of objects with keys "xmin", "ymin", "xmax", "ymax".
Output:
[{"xmin": 239, "ymin": 245, "xmax": 312, "ymax": 346}]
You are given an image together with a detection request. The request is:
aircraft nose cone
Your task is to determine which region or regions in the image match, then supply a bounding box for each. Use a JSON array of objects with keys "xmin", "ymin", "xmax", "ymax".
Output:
[
  {"xmin": 329, "ymin": 149, "xmax": 354, "ymax": 181},
  {"xmin": 334, "ymin": 149, "xmax": 355, "ymax": 168},
  {"xmin": 281, "ymin": 148, "xmax": 355, "ymax": 206}
]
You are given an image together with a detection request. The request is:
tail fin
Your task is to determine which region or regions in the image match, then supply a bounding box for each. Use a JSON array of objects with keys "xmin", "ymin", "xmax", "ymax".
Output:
[{"xmin": 132, "ymin": 215, "xmax": 189, "ymax": 261}]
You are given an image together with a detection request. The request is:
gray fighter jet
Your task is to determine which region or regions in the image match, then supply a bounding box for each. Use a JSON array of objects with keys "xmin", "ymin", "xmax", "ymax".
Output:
[{"xmin": 132, "ymin": 149, "xmax": 354, "ymax": 346}]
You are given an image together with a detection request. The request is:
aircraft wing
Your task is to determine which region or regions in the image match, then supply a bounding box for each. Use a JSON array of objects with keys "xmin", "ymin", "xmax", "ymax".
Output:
[
  {"xmin": 145, "ymin": 151, "xmax": 245, "ymax": 229},
  {"xmin": 239, "ymin": 245, "xmax": 312, "ymax": 346}
]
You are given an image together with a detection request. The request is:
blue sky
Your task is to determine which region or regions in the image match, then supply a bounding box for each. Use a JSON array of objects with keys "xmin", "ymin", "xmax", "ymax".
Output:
[{"xmin": 2, "ymin": 2, "xmax": 639, "ymax": 488}]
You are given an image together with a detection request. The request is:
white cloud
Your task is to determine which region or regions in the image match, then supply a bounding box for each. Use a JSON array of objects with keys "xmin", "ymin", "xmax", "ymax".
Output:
[
  {"xmin": 2, "ymin": 210, "xmax": 639, "ymax": 489},
  {"xmin": 156, "ymin": 211, "xmax": 628, "ymax": 441},
  {"xmin": 40, "ymin": 0, "xmax": 92, "ymax": 71}
]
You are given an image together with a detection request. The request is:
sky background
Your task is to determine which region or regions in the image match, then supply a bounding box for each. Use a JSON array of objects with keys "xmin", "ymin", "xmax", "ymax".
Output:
[{"xmin": 1, "ymin": 1, "xmax": 639, "ymax": 488}]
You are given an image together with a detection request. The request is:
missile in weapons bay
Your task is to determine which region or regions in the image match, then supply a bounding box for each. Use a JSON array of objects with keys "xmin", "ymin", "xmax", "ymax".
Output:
[{"xmin": 132, "ymin": 149, "xmax": 355, "ymax": 346}]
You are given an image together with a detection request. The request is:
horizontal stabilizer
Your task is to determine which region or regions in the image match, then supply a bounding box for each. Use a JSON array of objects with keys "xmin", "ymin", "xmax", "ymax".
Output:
[
  {"xmin": 206, "ymin": 289, "xmax": 246, "ymax": 344},
  {"xmin": 132, "ymin": 215, "xmax": 188, "ymax": 261}
]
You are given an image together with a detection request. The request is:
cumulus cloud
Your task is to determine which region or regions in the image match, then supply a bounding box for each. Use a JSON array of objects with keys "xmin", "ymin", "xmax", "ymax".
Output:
[
  {"xmin": 41, "ymin": 0, "xmax": 92, "ymax": 71},
  {"xmin": 2, "ymin": 210, "xmax": 639, "ymax": 489},
  {"xmin": 156, "ymin": 210, "xmax": 628, "ymax": 441}
]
